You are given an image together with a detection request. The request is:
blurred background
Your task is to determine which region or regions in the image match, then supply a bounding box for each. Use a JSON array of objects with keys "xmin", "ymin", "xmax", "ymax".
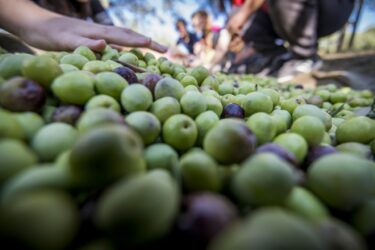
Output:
[
  {"xmin": 94, "ymin": 0, "xmax": 375, "ymax": 88},
  {"xmin": 33, "ymin": 0, "xmax": 375, "ymax": 51},
  {"xmin": 25, "ymin": 0, "xmax": 375, "ymax": 89},
  {"xmin": 106, "ymin": 0, "xmax": 375, "ymax": 52}
]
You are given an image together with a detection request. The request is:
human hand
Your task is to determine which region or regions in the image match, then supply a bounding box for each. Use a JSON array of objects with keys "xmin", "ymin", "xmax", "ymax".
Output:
[
  {"xmin": 228, "ymin": 35, "xmax": 244, "ymax": 53},
  {"xmin": 226, "ymin": 8, "xmax": 251, "ymax": 35},
  {"xmin": 0, "ymin": 0, "xmax": 167, "ymax": 53},
  {"xmin": 20, "ymin": 15, "xmax": 167, "ymax": 53}
]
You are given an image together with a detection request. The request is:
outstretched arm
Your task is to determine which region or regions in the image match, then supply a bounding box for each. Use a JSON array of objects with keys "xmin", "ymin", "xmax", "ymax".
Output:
[
  {"xmin": 0, "ymin": 0, "xmax": 167, "ymax": 52},
  {"xmin": 226, "ymin": 0, "xmax": 265, "ymax": 34}
]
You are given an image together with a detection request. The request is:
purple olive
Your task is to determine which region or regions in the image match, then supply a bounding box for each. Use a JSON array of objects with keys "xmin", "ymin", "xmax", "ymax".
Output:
[
  {"xmin": 176, "ymin": 192, "xmax": 238, "ymax": 248},
  {"xmin": 77, "ymin": 189, "xmax": 105, "ymax": 245},
  {"xmin": 113, "ymin": 66, "xmax": 138, "ymax": 84},
  {"xmin": 256, "ymin": 143, "xmax": 298, "ymax": 166},
  {"xmin": 51, "ymin": 105, "xmax": 82, "ymax": 125},
  {"xmin": 304, "ymin": 145, "xmax": 337, "ymax": 168},
  {"xmin": 142, "ymin": 73, "xmax": 161, "ymax": 95},
  {"xmin": 295, "ymin": 84, "xmax": 304, "ymax": 89},
  {"xmin": 0, "ymin": 77, "xmax": 46, "ymax": 112},
  {"xmin": 222, "ymin": 103, "xmax": 245, "ymax": 119}
]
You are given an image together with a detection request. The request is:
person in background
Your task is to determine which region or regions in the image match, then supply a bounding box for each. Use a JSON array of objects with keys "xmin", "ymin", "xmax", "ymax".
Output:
[
  {"xmin": 226, "ymin": 0, "xmax": 354, "ymax": 82},
  {"xmin": 191, "ymin": 10, "xmax": 231, "ymax": 71},
  {"xmin": 192, "ymin": 10, "xmax": 221, "ymax": 48},
  {"xmin": 175, "ymin": 18, "xmax": 199, "ymax": 55},
  {"xmin": 0, "ymin": 0, "xmax": 167, "ymax": 53}
]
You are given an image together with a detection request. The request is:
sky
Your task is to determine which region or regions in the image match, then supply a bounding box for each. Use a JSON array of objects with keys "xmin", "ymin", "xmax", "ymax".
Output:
[
  {"xmin": 107, "ymin": 0, "xmax": 375, "ymax": 46},
  {"xmin": 358, "ymin": 6, "xmax": 375, "ymax": 31}
]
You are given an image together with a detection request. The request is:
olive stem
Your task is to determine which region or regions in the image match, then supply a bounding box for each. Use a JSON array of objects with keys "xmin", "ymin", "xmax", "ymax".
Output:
[
  {"xmin": 366, "ymin": 98, "xmax": 375, "ymax": 119},
  {"xmin": 328, "ymin": 97, "xmax": 353, "ymax": 117},
  {"xmin": 114, "ymin": 60, "xmax": 146, "ymax": 73}
]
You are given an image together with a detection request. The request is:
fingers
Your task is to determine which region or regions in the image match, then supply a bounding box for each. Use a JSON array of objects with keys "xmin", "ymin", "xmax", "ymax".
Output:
[
  {"xmin": 51, "ymin": 33, "xmax": 105, "ymax": 52},
  {"xmin": 226, "ymin": 20, "xmax": 241, "ymax": 35},
  {"xmin": 118, "ymin": 28, "xmax": 153, "ymax": 47},
  {"xmin": 85, "ymin": 25, "xmax": 149, "ymax": 47},
  {"xmin": 110, "ymin": 40, "xmax": 168, "ymax": 53},
  {"xmin": 83, "ymin": 24, "xmax": 168, "ymax": 53},
  {"xmin": 109, "ymin": 44, "xmax": 123, "ymax": 51},
  {"xmin": 149, "ymin": 40, "xmax": 168, "ymax": 53},
  {"xmin": 227, "ymin": 26, "xmax": 240, "ymax": 36},
  {"xmin": 66, "ymin": 35, "xmax": 107, "ymax": 52},
  {"xmin": 81, "ymin": 38, "xmax": 107, "ymax": 52}
]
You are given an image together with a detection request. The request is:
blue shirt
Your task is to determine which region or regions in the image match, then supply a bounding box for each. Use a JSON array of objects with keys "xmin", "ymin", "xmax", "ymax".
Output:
[{"xmin": 176, "ymin": 32, "xmax": 199, "ymax": 54}]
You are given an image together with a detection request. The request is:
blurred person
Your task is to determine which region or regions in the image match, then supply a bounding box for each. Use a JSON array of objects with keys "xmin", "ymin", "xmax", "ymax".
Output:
[
  {"xmin": 175, "ymin": 18, "xmax": 199, "ymax": 56},
  {"xmin": 191, "ymin": 10, "xmax": 231, "ymax": 71},
  {"xmin": 226, "ymin": 0, "xmax": 354, "ymax": 82},
  {"xmin": 0, "ymin": 0, "xmax": 167, "ymax": 53}
]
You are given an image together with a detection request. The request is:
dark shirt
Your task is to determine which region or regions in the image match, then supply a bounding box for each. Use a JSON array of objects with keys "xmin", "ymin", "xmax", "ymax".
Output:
[{"xmin": 176, "ymin": 32, "xmax": 199, "ymax": 54}]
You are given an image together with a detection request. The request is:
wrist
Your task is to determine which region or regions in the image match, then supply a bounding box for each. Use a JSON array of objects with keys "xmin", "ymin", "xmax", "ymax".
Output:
[
  {"xmin": 240, "ymin": 5, "xmax": 253, "ymax": 17},
  {"xmin": 0, "ymin": 0, "xmax": 59, "ymax": 40},
  {"xmin": 242, "ymin": 0, "xmax": 264, "ymax": 16}
]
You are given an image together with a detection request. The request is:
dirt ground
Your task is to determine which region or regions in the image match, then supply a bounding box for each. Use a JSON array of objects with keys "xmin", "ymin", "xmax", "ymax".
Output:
[{"xmin": 292, "ymin": 50, "xmax": 375, "ymax": 91}]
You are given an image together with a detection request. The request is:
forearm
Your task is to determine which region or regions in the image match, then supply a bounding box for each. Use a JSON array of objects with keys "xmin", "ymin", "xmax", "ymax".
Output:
[
  {"xmin": 0, "ymin": 0, "xmax": 59, "ymax": 38},
  {"xmin": 241, "ymin": 0, "xmax": 265, "ymax": 16},
  {"xmin": 0, "ymin": 0, "xmax": 166, "ymax": 52},
  {"xmin": 210, "ymin": 31, "xmax": 231, "ymax": 67}
]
